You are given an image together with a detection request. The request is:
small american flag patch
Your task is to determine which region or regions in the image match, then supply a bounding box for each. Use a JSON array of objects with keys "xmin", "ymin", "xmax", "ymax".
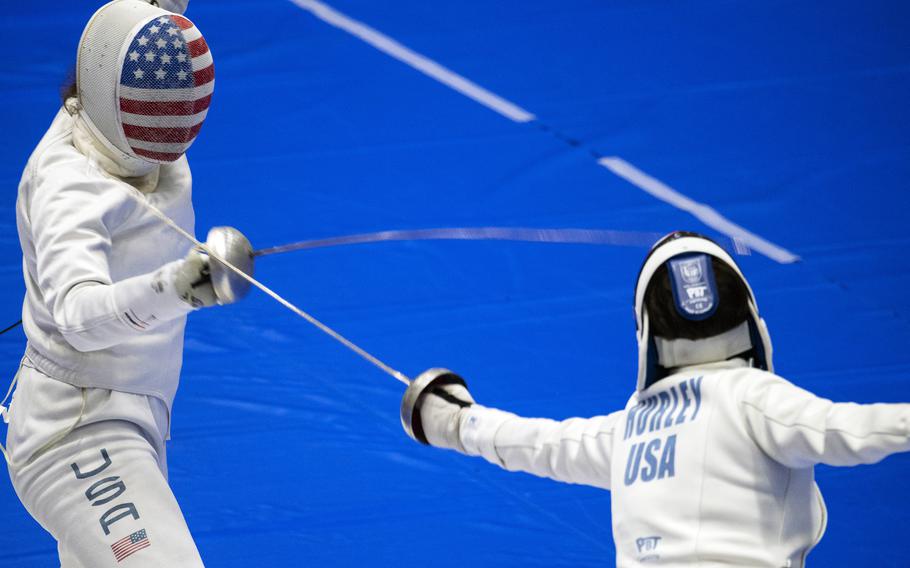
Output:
[{"xmin": 111, "ymin": 529, "xmax": 150, "ymax": 562}]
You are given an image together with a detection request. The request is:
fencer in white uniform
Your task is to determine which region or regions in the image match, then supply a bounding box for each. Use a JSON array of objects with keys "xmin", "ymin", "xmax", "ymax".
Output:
[
  {"xmin": 401, "ymin": 231, "xmax": 910, "ymax": 567},
  {"xmin": 2, "ymin": 1, "xmax": 252, "ymax": 566}
]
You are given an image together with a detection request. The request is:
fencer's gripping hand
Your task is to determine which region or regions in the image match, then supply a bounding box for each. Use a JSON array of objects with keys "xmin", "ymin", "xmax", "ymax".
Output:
[
  {"xmin": 173, "ymin": 248, "xmax": 218, "ymax": 308},
  {"xmin": 419, "ymin": 383, "xmax": 475, "ymax": 452},
  {"xmin": 401, "ymin": 369, "xmax": 475, "ymax": 453},
  {"xmin": 174, "ymin": 226, "xmax": 255, "ymax": 308}
]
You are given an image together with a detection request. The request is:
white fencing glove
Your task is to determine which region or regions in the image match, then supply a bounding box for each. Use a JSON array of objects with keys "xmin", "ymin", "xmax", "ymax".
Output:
[
  {"xmin": 174, "ymin": 226, "xmax": 254, "ymax": 308},
  {"xmin": 401, "ymin": 369, "xmax": 475, "ymax": 453},
  {"xmin": 173, "ymin": 248, "xmax": 217, "ymax": 308}
]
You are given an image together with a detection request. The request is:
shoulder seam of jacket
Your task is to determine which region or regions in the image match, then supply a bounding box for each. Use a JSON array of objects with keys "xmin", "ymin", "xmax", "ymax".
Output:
[{"xmin": 741, "ymin": 400, "xmax": 907, "ymax": 439}]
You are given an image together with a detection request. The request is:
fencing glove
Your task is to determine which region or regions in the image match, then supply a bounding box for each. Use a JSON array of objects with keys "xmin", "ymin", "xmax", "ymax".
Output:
[
  {"xmin": 401, "ymin": 369, "xmax": 475, "ymax": 453},
  {"xmin": 174, "ymin": 226, "xmax": 254, "ymax": 308}
]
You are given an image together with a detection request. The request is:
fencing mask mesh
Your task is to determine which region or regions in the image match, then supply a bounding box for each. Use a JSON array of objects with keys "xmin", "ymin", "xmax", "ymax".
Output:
[{"xmin": 77, "ymin": 0, "xmax": 214, "ymax": 164}]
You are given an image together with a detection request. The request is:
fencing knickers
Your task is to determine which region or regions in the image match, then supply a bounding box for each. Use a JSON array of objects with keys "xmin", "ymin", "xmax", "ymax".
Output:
[{"xmin": 5, "ymin": 364, "xmax": 205, "ymax": 567}]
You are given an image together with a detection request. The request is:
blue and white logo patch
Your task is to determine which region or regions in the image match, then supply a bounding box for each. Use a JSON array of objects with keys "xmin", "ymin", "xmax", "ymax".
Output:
[{"xmin": 667, "ymin": 254, "xmax": 718, "ymax": 320}]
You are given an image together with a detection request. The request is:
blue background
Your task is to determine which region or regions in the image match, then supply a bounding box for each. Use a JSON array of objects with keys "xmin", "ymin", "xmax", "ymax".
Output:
[{"xmin": 2, "ymin": 0, "xmax": 909, "ymax": 565}]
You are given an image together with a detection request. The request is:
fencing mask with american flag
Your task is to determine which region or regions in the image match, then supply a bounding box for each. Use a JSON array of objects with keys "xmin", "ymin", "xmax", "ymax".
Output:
[{"xmin": 76, "ymin": 0, "xmax": 214, "ymax": 164}]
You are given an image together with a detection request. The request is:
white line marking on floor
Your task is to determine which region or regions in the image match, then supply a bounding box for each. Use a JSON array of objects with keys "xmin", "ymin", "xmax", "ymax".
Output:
[
  {"xmin": 288, "ymin": 0, "xmax": 798, "ymax": 264},
  {"xmin": 288, "ymin": 0, "xmax": 536, "ymax": 123},
  {"xmin": 599, "ymin": 157, "xmax": 801, "ymax": 263}
]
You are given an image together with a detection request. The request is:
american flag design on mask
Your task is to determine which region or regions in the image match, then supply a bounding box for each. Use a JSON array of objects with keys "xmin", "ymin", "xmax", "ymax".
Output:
[
  {"xmin": 111, "ymin": 528, "xmax": 151, "ymax": 562},
  {"xmin": 118, "ymin": 15, "xmax": 214, "ymax": 162}
]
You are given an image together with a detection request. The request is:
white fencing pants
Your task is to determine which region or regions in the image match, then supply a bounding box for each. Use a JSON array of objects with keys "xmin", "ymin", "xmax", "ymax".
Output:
[{"xmin": 5, "ymin": 362, "xmax": 205, "ymax": 567}]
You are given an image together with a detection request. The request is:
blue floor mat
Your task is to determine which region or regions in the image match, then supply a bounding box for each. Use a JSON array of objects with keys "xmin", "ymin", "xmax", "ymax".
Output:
[{"xmin": 2, "ymin": 1, "xmax": 909, "ymax": 565}]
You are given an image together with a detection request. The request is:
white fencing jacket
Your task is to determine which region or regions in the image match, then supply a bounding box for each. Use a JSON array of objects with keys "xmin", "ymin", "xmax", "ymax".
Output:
[
  {"xmin": 15, "ymin": 108, "xmax": 195, "ymax": 414},
  {"xmin": 459, "ymin": 359, "xmax": 910, "ymax": 567}
]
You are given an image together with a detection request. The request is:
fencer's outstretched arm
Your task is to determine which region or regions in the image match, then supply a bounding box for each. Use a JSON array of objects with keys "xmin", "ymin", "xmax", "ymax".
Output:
[
  {"xmin": 27, "ymin": 170, "xmax": 219, "ymax": 353},
  {"xmin": 401, "ymin": 369, "xmax": 620, "ymax": 490},
  {"xmin": 741, "ymin": 373, "xmax": 910, "ymax": 468},
  {"xmin": 460, "ymin": 406, "xmax": 621, "ymax": 490}
]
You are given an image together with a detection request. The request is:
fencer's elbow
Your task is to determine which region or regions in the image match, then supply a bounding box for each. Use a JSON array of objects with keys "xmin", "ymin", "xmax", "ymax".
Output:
[
  {"xmin": 59, "ymin": 329, "xmax": 110, "ymax": 352},
  {"xmin": 53, "ymin": 282, "xmax": 119, "ymax": 352},
  {"xmin": 56, "ymin": 314, "xmax": 122, "ymax": 352}
]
